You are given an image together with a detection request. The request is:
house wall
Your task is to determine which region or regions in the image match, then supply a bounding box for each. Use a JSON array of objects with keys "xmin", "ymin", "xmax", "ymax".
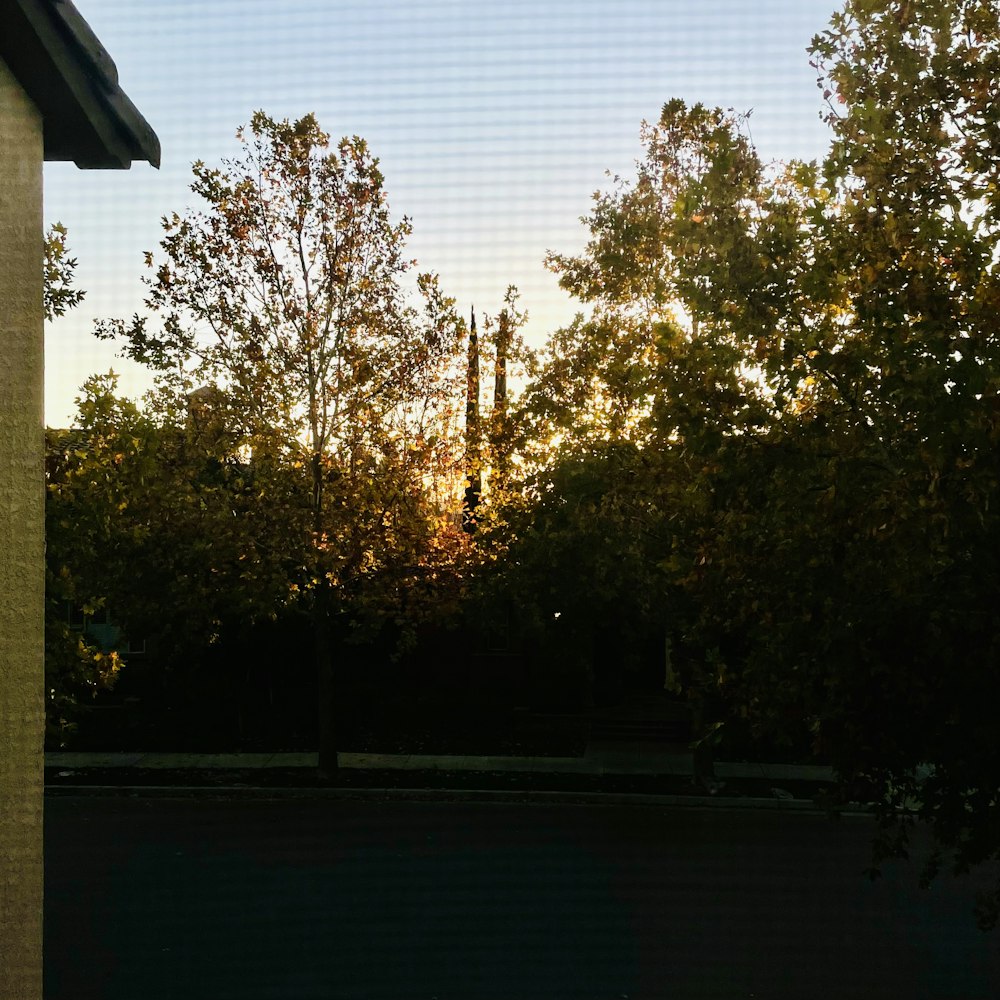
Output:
[{"xmin": 0, "ymin": 57, "xmax": 44, "ymax": 1000}]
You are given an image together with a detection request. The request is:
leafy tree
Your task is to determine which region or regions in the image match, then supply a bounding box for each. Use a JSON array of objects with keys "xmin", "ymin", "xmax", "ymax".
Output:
[
  {"xmin": 483, "ymin": 443, "xmax": 675, "ymax": 706},
  {"xmin": 41, "ymin": 221, "xmax": 105, "ymax": 745},
  {"xmin": 45, "ymin": 374, "xmax": 304, "ymax": 744},
  {"xmin": 774, "ymin": 0, "xmax": 1000, "ymax": 925},
  {"xmin": 95, "ymin": 112, "xmax": 465, "ymax": 774},
  {"xmin": 43, "ymin": 222, "xmax": 86, "ymax": 322},
  {"xmin": 669, "ymin": 0, "xmax": 1000, "ymax": 923},
  {"xmin": 515, "ymin": 0, "xmax": 1000, "ymax": 923}
]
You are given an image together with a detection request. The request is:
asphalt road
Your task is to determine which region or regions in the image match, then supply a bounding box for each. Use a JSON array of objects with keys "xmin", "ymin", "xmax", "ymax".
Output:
[{"xmin": 45, "ymin": 796, "xmax": 1000, "ymax": 999}]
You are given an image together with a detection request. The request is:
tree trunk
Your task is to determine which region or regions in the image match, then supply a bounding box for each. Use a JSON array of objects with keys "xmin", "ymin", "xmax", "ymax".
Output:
[
  {"xmin": 690, "ymin": 692, "xmax": 718, "ymax": 792},
  {"xmin": 311, "ymin": 444, "xmax": 338, "ymax": 779},
  {"xmin": 314, "ymin": 585, "xmax": 337, "ymax": 779}
]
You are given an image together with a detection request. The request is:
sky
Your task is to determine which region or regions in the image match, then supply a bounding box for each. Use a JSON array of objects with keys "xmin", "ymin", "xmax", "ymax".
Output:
[{"xmin": 43, "ymin": 0, "xmax": 841, "ymax": 426}]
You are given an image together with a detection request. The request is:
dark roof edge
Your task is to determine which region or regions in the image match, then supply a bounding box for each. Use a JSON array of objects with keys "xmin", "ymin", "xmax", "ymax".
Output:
[
  {"xmin": 14, "ymin": 0, "xmax": 160, "ymax": 168},
  {"xmin": 49, "ymin": 0, "xmax": 121, "ymax": 89}
]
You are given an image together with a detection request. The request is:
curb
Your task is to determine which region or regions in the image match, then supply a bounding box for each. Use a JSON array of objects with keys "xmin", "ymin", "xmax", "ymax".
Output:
[{"xmin": 44, "ymin": 783, "xmax": 863, "ymax": 813}]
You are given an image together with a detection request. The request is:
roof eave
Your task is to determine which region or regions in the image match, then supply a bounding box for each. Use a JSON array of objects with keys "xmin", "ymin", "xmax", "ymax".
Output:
[{"xmin": 3, "ymin": 0, "xmax": 160, "ymax": 169}]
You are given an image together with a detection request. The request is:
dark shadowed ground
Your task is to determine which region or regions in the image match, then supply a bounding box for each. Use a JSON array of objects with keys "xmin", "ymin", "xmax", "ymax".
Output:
[{"xmin": 46, "ymin": 796, "xmax": 1000, "ymax": 1000}]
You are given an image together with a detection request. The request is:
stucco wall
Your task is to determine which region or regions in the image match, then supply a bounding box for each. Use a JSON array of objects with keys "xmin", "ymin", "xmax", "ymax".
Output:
[{"xmin": 0, "ymin": 57, "xmax": 44, "ymax": 1000}]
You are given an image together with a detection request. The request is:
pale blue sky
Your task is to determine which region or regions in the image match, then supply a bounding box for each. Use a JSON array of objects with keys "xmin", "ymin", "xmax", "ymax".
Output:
[{"xmin": 44, "ymin": 0, "xmax": 839, "ymax": 425}]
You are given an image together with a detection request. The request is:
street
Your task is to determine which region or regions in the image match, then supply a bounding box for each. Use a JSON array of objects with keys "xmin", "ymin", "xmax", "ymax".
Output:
[{"xmin": 45, "ymin": 795, "xmax": 1000, "ymax": 999}]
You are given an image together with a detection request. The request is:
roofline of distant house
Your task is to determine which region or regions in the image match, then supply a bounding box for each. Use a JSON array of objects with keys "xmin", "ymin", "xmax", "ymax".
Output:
[{"xmin": 1, "ymin": 0, "xmax": 160, "ymax": 168}]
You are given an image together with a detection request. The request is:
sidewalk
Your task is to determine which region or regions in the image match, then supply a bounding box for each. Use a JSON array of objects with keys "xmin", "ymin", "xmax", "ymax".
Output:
[{"xmin": 45, "ymin": 744, "xmax": 835, "ymax": 784}]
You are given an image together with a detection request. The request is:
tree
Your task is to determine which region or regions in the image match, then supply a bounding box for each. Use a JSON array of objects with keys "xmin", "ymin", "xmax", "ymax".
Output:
[
  {"xmin": 41, "ymin": 222, "xmax": 109, "ymax": 745},
  {"xmin": 519, "ymin": 99, "xmax": 796, "ymax": 774},
  {"xmin": 45, "ymin": 373, "xmax": 305, "ymax": 744},
  {"xmin": 44, "ymin": 222, "xmax": 86, "ymax": 322},
  {"xmin": 41, "ymin": 212, "xmax": 84, "ymax": 338},
  {"xmin": 518, "ymin": 0, "xmax": 1000, "ymax": 924},
  {"xmin": 773, "ymin": 0, "xmax": 1000, "ymax": 926},
  {"xmin": 96, "ymin": 112, "xmax": 464, "ymax": 775}
]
